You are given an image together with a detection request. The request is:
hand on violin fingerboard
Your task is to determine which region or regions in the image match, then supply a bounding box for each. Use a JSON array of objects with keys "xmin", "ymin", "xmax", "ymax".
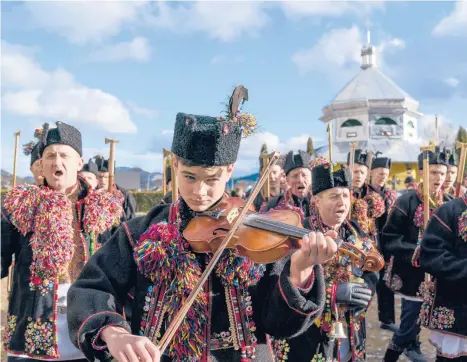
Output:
[{"xmin": 290, "ymin": 231, "xmax": 338, "ymax": 288}]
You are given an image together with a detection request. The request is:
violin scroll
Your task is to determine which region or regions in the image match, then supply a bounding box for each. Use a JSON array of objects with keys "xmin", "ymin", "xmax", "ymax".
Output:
[{"xmin": 362, "ymin": 250, "xmax": 385, "ymax": 272}]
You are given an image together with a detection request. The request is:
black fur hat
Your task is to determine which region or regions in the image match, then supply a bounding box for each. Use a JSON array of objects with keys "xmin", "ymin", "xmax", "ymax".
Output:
[
  {"xmin": 444, "ymin": 148, "xmax": 458, "ymax": 167},
  {"xmin": 312, "ymin": 164, "xmax": 352, "ymax": 196},
  {"xmin": 93, "ymin": 155, "xmax": 110, "ymax": 172},
  {"xmin": 347, "ymin": 149, "xmax": 373, "ymax": 168},
  {"xmin": 171, "ymin": 85, "xmax": 253, "ymax": 167},
  {"xmin": 284, "ymin": 150, "xmax": 310, "ymax": 175},
  {"xmin": 276, "ymin": 154, "xmax": 286, "ymax": 169},
  {"xmin": 81, "ymin": 158, "xmax": 99, "ymax": 175},
  {"xmin": 404, "ymin": 176, "xmax": 416, "ymax": 184},
  {"xmin": 22, "ymin": 128, "xmax": 43, "ymax": 166},
  {"xmin": 171, "ymin": 113, "xmax": 242, "ymax": 166},
  {"xmin": 417, "ymin": 146, "xmax": 449, "ymax": 170},
  {"xmin": 39, "ymin": 121, "xmax": 82, "ymax": 157},
  {"xmin": 371, "ymin": 157, "xmax": 392, "ymax": 170},
  {"xmin": 26, "ymin": 144, "xmax": 41, "ymax": 166}
]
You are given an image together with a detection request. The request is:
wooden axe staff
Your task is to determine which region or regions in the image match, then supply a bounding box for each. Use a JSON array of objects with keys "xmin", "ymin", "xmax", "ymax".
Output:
[
  {"xmin": 349, "ymin": 142, "xmax": 359, "ymax": 174},
  {"xmin": 259, "ymin": 152, "xmax": 276, "ymax": 200},
  {"xmin": 105, "ymin": 138, "xmax": 119, "ymax": 192},
  {"xmin": 420, "ymin": 143, "xmax": 435, "ymax": 228},
  {"xmin": 12, "ymin": 131, "xmax": 21, "ymax": 187},
  {"xmin": 163, "ymin": 148, "xmax": 178, "ymax": 203},
  {"xmin": 8, "ymin": 131, "xmax": 21, "ymax": 295},
  {"xmin": 162, "ymin": 149, "xmax": 169, "ymax": 195},
  {"xmin": 420, "ymin": 142, "xmax": 435, "ymax": 282},
  {"xmin": 327, "ymin": 122, "xmax": 333, "ymax": 164},
  {"xmin": 455, "ymin": 141, "xmax": 467, "ymax": 198},
  {"xmin": 366, "ymin": 151, "xmax": 374, "ymax": 184}
]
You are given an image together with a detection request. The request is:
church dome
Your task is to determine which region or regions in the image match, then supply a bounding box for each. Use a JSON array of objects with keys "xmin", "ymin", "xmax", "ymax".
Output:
[{"xmin": 333, "ymin": 66, "xmax": 414, "ymax": 103}]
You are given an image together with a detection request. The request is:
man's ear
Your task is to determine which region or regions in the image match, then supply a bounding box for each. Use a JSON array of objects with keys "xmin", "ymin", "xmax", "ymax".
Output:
[
  {"xmin": 77, "ymin": 157, "xmax": 84, "ymax": 172},
  {"xmin": 173, "ymin": 157, "xmax": 179, "ymax": 171},
  {"xmin": 314, "ymin": 194, "xmax": 321, "ymax": 208},
  {"xmin": 226, "ymin": 164, "xmax": 235, "ymax": 179}
]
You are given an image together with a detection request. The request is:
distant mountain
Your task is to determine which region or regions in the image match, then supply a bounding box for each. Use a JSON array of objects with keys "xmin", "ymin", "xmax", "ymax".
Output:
[
  {"xmin": 115, "ymin": 167, "xmax": 162, "ymax": 190},
  {"xmin": 1, "ymin": 169, "xmax": 28, "ymax": 188}
]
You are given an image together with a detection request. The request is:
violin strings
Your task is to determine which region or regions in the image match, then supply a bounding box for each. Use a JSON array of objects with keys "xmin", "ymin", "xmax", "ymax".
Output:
[{"xmin": 244, "ymin": 215, "xmax": 308, "ymax": 239}]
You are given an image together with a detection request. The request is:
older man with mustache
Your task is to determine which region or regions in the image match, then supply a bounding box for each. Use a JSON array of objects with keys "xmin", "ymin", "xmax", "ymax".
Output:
[
  {"xmin": 262, "ymin": 150, "xmax": 312, "ymax": 217},
  {"xmin": 269, "ymin": 160, "xmax": 380, "ymax": 361}
]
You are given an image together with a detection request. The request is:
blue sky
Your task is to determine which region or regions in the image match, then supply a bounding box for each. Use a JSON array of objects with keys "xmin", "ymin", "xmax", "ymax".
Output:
[{"xmin": 2, "ymin": 1, "xmax": 466, "ymax": 177}]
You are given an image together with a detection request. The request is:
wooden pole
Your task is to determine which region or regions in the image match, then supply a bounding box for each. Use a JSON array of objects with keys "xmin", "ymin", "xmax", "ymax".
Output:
[
  {"xmin": 455, "ymin": 141, "xmax": 467, "ymax": 198},
  {"xmin": 163, "ymin": 148, "xmax": 171, "ymax": 195},
  {"xmin": 163, "ymin": 149, "xmax": 178, "ymax": 203},
  {"xmin": 420, "ymin": 143, "xmax": 435, "ymax": 228},
  {"xmin": 260, "ymin": 152, "xmax": 277, "ymax": 200},
  {"xmin": 105, "ymin": 138, "xmax": 119, "ymax": 192},
  {"xmin": 327, "ymin": 121, "xmax": 333, "ymax": 164},
  {"xmin": 420, "ymin": 143, "xmax": 435, "ymax": 282},
  {"xmin": 434, "ymin": 115, "xmax": 439, "ymax": 146},
  {"xmin": 366, "ymin": 151, "xmax": 374, "ymax": 184},
  {"xmin": 12, "ymin": 131, "xmax": 21, "ymax": 187},
  {"xmin": 171, "ymin": 163, "xmax": 178, "ymax": 203},
  {"xmin": 349, "ymin": 142, "xmax": 359, "ymax": 172}
]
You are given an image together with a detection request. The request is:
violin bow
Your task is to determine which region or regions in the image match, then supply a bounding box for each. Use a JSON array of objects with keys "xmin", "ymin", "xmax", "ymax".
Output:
[{"xmin": 158, "ymin": 152, "xmax": 280, "ymax": 354}]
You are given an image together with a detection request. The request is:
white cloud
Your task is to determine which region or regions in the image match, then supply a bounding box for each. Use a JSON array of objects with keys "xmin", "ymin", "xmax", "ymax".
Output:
[
  {"xmin": 417, "ymin": 114, "xmax": 458, "ymax": 148},
  {"xmin": 88, "ymin": 37, "xmax": 153, "ymax": 63},
  {"xmin": 444, "ymin": 77, "xmax": 460, "ymax": 87},
  {"xmin": 433, "ymin": 0, "xmax": 467, "ymax": 38},
  {"xmin": 281, "ymin": 1, "xmax": 385, "ymax": 19},
  {"xmin": 1, "ymin": 41, "xmax": 137, "ymax": 133},
  {"xmin": 239, "ymin": 131, "xmax": 323, "ymax": 159},
  {"xmin": 143, "ymin": 1, "xmax": 269, "ymax": 42},
  {"xmin": 127, "ymin": 101, "xmax": 159, "ymax": 119},
  {"xmin": 21, "ymin": 1, "xmax": 148, "ymax": 44},
  {"xmin": 292, "ymin": 26, "xmax": 405, "ymax": 79},
  {"xmin": 292, "ymin": 25, "xmax": 362, "ymax": 75},
  {"xmin": 211, "ymin": 55, "xmax": 226, "ymax": 64},
  {"xmin": 378, "ymin": 37, "xmax": 405, "ymax": 53},
  {"xmin": 281, "ymin": 1, "xmax": 354, "ymax": 18}
]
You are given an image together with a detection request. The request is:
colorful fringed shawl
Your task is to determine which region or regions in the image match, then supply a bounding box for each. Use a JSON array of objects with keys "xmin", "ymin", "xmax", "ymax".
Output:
[{"xmin": 133, "ymin": 199, "xmax": 266, "ymax": 361}]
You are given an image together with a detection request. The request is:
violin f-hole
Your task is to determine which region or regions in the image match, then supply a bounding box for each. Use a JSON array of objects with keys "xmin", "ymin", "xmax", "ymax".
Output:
[{"xmin": 212, "ymin": 227, "xmax": 230, "ymax": 237}]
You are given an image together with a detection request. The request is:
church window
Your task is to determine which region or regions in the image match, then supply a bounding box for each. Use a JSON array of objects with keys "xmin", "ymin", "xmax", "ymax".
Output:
[
  {"xmin": 407, "ymin": 121, "xmax": 415, "ymax": 128},
  {"xmin": 341, "ymin": 119, "xmax": 362, "ymax": 127},
  {"xmin": 375, "ymin": 117, "xmax": 397, "ymax": 125}
]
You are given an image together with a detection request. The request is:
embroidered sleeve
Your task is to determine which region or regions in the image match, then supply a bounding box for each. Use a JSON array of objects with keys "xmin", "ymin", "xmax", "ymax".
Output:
[
  {"xmin": 90, "ymin": 322, "xmax": 131, "ymax": 351},
  {"xmin": 67, "ymin": 223, "xmax": 137, "ymax": 362},
  {"xmin": 420, "ymin": 204, "xmax": 467, "ymax": 282},
  {"xmin": 257, "ymin": 258, "xmax": 325, "ymax": 339},
  {"xmin": 1, "ymin": 210, "xmax": 21, "ymax": 278}
]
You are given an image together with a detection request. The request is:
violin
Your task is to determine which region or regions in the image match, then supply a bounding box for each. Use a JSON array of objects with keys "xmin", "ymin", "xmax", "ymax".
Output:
[
  {"xmin": 159, "ymin": 151, "xmax": 383, "ymax": 353},
  {"xmin": 183, "ymin": 196, "xmax": 385, "ymax": 272}
]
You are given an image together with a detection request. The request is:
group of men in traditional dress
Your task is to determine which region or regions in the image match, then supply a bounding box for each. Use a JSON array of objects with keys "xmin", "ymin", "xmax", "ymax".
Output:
[{"xmin": 1, "ymin": 85, "xmax": 466, "ymax": 362}]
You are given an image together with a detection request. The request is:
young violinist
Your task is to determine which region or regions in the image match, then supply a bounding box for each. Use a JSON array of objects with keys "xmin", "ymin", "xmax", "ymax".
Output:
[
  {"xmin": 269, "ymin": 160, "xmax": 381, "ymax": 361},
  {"xmin": 67, "ymin": 86, "xmax": 338, "ymax": 362}
]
